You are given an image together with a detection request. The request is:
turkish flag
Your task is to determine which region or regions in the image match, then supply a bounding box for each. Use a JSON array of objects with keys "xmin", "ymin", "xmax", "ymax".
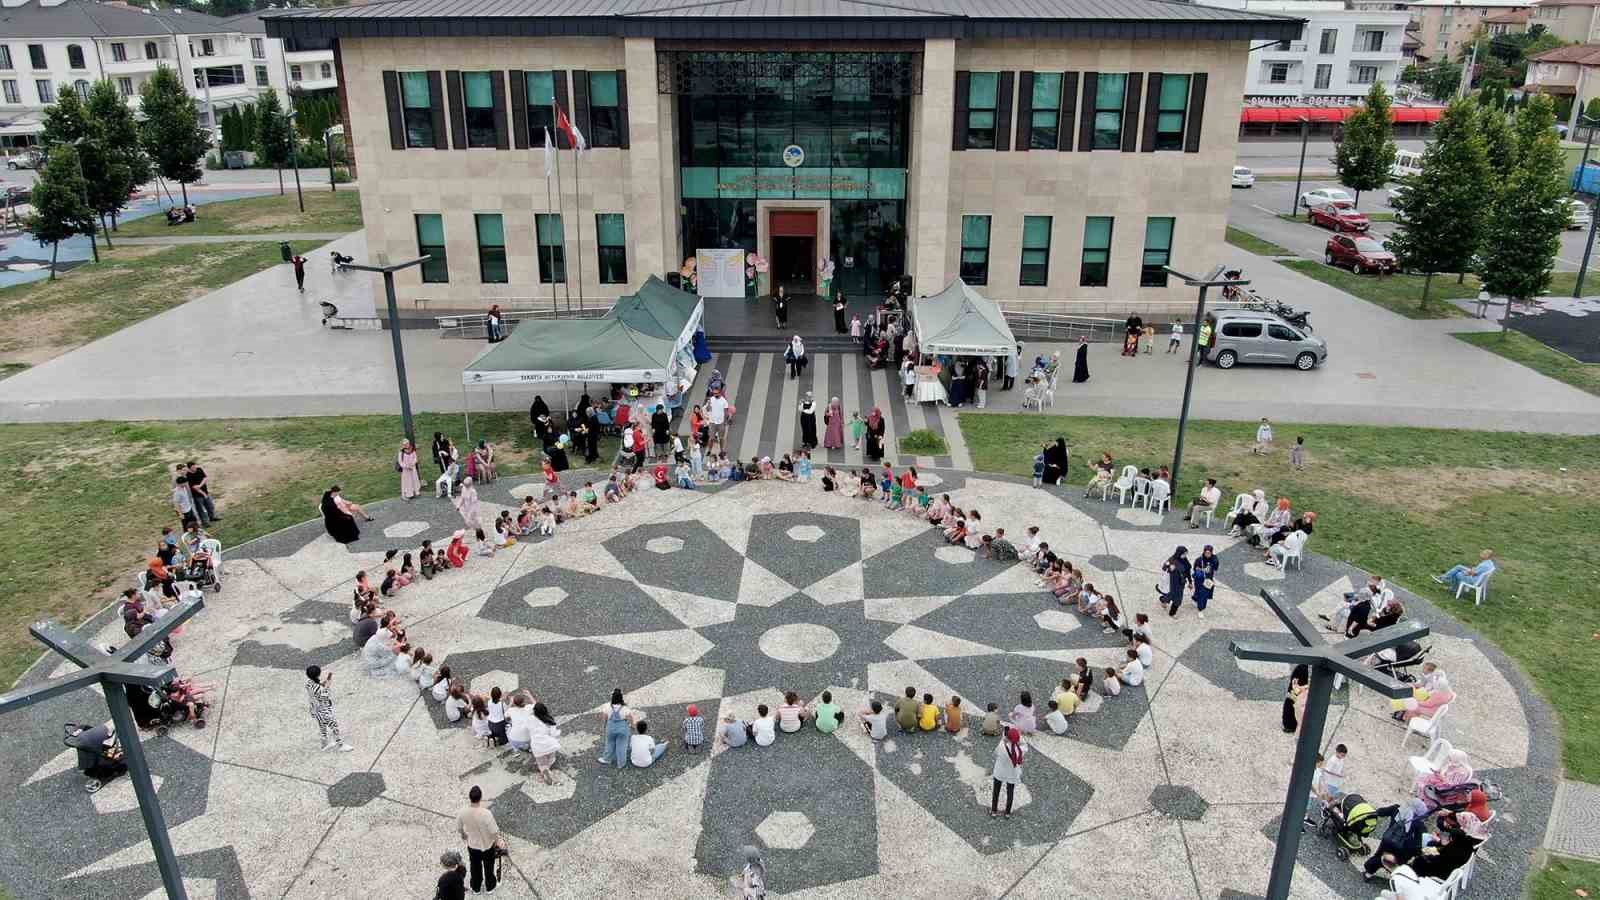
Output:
[{"xmin": 555, "ymin": 104, "xmax": 587, "ymax": 152}]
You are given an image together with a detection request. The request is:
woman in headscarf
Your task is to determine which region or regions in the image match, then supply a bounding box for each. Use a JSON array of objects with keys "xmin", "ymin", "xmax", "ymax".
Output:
[
  {"xmin": 823, "ymin": 397, "xmax": 845, "ymax": 450},
  {"xmin": 1416, "ymin": 748, "xmax": 1473, "ymax": 794},
  {"xmin": 453, "ymin": 476, "xmax": 481, "ymax": 529},
  {"xmin": 1159, "ymin": 546, "xmax": 1192, "ymax": 618},
  {"xmin": 1191, "ymin": 545, "xmax": 1218, "ymax": 618},
  {"xmin": 1249, "ymin": 497, "xmax": 1293, "ymax": 546},
  {"xmin": 321, "ymin": 486, "xmax": 361, "ymax": 544},
  {"xmin": 798, "ymin": 392, "xmax": 819, "ymax": 449},
  {"xmin": 577, "ymin": 409, "xmax": 599, "ymax": 464},
  {"xmin": 1365, "ymin": 798, "xmax": 1430, "ymax": 878},
  {"xmin": 397, "ymin": 440, "xmax": 421, "ymax": 501},
  {"xmin": 733, "ymin": 845, "xmax": 767, "ymax": 899},
  {"xmin": 774, "ymin": 285, "xmax": 789, "ymax": 328},
  {"xmin": 1402, "ymin": 812, "xmax": 1488, "ymax": 881},
  {"xmin": 991, "ymin": 725, "xmax": 1026, "ymax": 818},
  {"xmin": 529, "ymin": 395, "xmax": 550, "ymax": 428},
  {"xmin": 651, "ymin": 404, "xmax": 671, "ymax": 459},
  {"xmin": 1282, "ymin": 663, "xmax": 1310, "ymax": 733},
  {"xmin": 1229, "ymin": 489, "xmax": 1269, "ymax": 536},
  {"xmin": 786, "ymin": 334, "xmax": 806, "ymax": 379},
  {"xmin": 430, "ymin": 431, "xmax": 450, "ymax": 475},
  {"xmin": 1072, "ymin": 338, "xmax": 1091, "ymax": 383},
  {"xmin": 864, "ymin": 407, "xmax": 886, "ymax": 461},
  {"xmin": 833, "ymin": 292, "xmax": 848, "ymax": 333},
  {"xmin": 948, "ymin": 360, "xmax": 967, "ymax": 407},
  {"xmin": 1042, "ymin": 437, "xmax": 1069, "ymax": 485}
]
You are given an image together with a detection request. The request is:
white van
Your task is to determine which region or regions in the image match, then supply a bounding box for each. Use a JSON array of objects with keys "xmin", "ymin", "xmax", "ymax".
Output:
[{"xmin": 1390, "ymin": 149, "xmax": 1423, "ymax": 180}]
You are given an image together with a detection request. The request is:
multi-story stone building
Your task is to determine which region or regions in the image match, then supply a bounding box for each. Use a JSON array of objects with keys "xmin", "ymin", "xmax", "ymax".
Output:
[
  {"xmin": 0, "ymin": 0, "xmax": 335, "ymax": 150},
  {"xmin": 265, "ymin": 0, "xmax": 1300, "ymax": 314},
  {"xmin": 1407, "ymin": 0, "xmax": 1531, "ymax": 64}
]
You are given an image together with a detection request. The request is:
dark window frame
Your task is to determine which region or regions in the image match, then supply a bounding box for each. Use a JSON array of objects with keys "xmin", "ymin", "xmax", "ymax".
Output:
[
  {"xmin": 536, "ymin": 213, "xmax": 566, "ymax": 284},
  {"xmin": 2, "ymin": 81, "xmax": 18, "ymax": 104},
  {"xmin": 1020, "ymin": 215, "xmax": 1052, "ymax": 286},
  {"xmin": 1319, "ymin": 28, "xmax": 1338, "ymax": 54},
  {"xmin": 415, "ymin": 213, "xmax": 448, "ymax": 284},
  {"xmin": 461, "ymin": 71, "xmax": 499, "ymax": 148},
  {"xmin": 254, "ymin": 65, "xmax": 269, "ymax": 87},
  {"xmin": 144, "ymin": 41, "xmax": 159, "ymax": 61},
  {"xmin": 111, "ymin": 43, "xmax": 127, "ymax": 63},
  {"xmin": 966, "ymin": 72, "xmax": 999, "ymax": 150},
  {"xmin": 250, "ymin": 38, "xmax": 265, "ymax": 59},
  {"xmin": 524, "ymin": 70, "xmax": 558, "ymax": 146},
  {"xmin": 596, "ymin": 212, "xmax": 627, "ymax": 284},
  {"xmin": 960, "ymin": 214, "xmax": 991, "ymax": 285},
  {"xmin": 400, "ymin": 71, "xmax": 435, "ymax": 149},
  {"xmin": 587, "ymin": 71, "xmax": 623, "ymax": 148},
  {"xmin": 28, "ymin": 45, "xmax": 47, "ymax": 70},
  {"xmin": 1221, "ymin": 322, "xmax": 1262, "ymax": 338},
  {"xmin": 1080, "ymin": 216, "xmax": 1113, "ymax": 287},
  {"xmin": 1030, "ymin": 72, "xmax": 1063, "ymax": 150},
  {"xmin": 1092, "ymin": 74, "xmax": 1126, "ymax": 150},
  {"xmin": 66, "ymin": 44, "xmax": 85, "ymax": 70},
  {"xmin": 1154, "ymin": 74, "xmax": 1190, "ymax": 152},
  {"xmin": 35, "ymin": 79, "xmax": 53, "ymax": 103},
  {"xmin": 475, "ymin": 213, "xmax": 508, "ymax": 284},
  {"xmin": 118, "ymin": 76, "xmax": 134, "ymax": 96},
  {"xmin": 1140, "ymin": 216, "xmax": 1175, "ymax": 287}
]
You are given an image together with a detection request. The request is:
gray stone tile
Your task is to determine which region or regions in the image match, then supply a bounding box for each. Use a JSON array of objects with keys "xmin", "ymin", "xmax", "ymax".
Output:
[
  {"xmin": 604, "ymin": 520, "xmax": 743, "ymax": 602},
  {"xmin": 477, "ymin": 565, "xmax": 684, "ymax": 637}
]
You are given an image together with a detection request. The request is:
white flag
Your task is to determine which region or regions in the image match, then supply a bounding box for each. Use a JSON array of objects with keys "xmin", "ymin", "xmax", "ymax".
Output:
[{"xmin": 543, "ymin": 127, "xmax": 554, "ymax": 178}]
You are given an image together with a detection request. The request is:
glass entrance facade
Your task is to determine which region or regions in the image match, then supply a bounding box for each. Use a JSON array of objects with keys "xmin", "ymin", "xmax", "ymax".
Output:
[{"xmin": 668, "ymin": 51, "xmax": 918, "ymax": 296}]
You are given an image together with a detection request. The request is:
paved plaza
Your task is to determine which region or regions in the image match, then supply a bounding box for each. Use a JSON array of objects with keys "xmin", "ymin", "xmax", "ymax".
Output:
[{"xmin": 0, "ymin": 470, "xmax": 1557, "ymax": 899}]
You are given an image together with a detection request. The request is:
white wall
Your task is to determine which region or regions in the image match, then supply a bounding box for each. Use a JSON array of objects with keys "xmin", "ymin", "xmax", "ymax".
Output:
[{"xmin": 1240, "ymin": 7, "xmax": 1411, "ymax": 99}]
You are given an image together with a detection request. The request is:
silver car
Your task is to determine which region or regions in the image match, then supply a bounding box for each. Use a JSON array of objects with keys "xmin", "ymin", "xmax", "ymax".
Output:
[{"xmin": 1209, "ymin": 311, "xmax": 1327, "ymax": 371}]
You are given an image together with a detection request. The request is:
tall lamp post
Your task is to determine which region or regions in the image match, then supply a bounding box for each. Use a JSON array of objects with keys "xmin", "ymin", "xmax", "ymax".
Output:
[
  {"xmin": 283, "ymin": 106, "xmax": 305, "ymax": 214},
  {"xmin": 344, "ymin": 254, "xmax": 429, "ymax": 445},
  {"xmin": 1163, "ymin": 264, "xmax": 1250, "ymax": 499},
  {"xmin": 323, "ymin": 124, "xmax": 343, "ymax": 193},
  {"xmin": 1288, "ymin": 116, "xmax": 1311, "ymax": 216},
  {"xmin": 69, "ymin": 136, "xmax": 100, "ymax": 263},
  {"xmin": 1235, "ymin": 589, "xmax": 1427, "ymax": 900},
  {"xmin": 1572, "ymin": 114, "xmax": 1600, "ymax": 298}
]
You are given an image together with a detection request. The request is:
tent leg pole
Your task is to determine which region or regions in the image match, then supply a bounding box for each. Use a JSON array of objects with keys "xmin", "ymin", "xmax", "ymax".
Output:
[
  {"xmin": 463, "ymin": 385, "xmax": 472, "ymax": 444},
  {"xmin": 491, "ymin": 385, "xmax": 496, "ymax": 410}
]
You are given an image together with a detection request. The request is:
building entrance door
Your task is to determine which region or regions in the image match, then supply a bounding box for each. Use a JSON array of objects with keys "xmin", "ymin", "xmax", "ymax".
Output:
[{"xmin": 769, "ymin": 209, "xmax": 818, "ymax": 294}]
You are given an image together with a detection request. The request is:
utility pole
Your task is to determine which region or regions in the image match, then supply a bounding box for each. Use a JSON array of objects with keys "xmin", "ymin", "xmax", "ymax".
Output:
[
  {"xmin": 1163, "ymin": 264, "xmax": 1250, "ymax": 499},
  {"xmin": 344, "ymin": 255, "xmax": 430, "ymax": 444},
  {"xmin": 1289, "ymin": 117, "xmax": 1310, "ymax": 216}
]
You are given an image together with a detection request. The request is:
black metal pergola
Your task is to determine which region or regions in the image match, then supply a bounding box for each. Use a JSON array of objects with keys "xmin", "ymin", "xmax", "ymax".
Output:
[
  {"xmin": 1233, "ymin": 588, "xmax": 1429, "ymax": 900},
  {"xmin": 0, "ymin": 596, "xmax": 205, "ymax": 900}
]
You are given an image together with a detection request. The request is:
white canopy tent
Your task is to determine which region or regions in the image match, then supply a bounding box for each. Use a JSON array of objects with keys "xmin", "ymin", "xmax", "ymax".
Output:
[{"xmin": 910, "ymin": 279, "xmax": 1019, "ymax": 361}]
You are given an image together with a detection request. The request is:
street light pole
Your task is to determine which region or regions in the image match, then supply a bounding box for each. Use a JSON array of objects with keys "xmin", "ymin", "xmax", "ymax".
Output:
[
  {"xmin": 70, "ymin": 137, "xmax": 100, "ymax": 263},
  {"xmin": 284, "ymin": 107, "xmax": 304, "ymax": 214},
  {"xmin": 324, "ymin": 127, "xmax": 336, "ymax": 193},
  {"xmin": 1289, "ymin": 117, "xmax": 1310, "ymax": 217},
  {"xmin": 1164, "ymin": 265, "xmax": 1250, "ymax": 499},
  {"xmin": 344, "ymin": 255, "xmax": 429, "ymax": 444}
]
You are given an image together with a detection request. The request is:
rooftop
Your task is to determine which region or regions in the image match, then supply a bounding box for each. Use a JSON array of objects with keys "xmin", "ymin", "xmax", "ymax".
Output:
[
  {"xmin": 1532, "ymin": 42, "xmax": 1600, "ymax": 64},
  {"xmin": 0, "ymin": 0, "xmax": 244, "ymax": 38},
  {"xmin": 263, "ymin": 0, "xmax": 1303, "ymax": 42},
  {"xmin": 1482, "ymin": 6, "xmax": 1531, "ymax": 21}
]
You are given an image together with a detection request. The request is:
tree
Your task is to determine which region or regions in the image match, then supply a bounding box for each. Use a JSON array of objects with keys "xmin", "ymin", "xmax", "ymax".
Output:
[
  {"xmin": 86, "ymin": 78, "xmax": 150, "ymax": 232},
  {"xmin": 1386, "ymin": 99, "xmax": 1494, "ymax": 310},
  {"xmin": 1421, "ymin": 62, "xmax": 1463, "ymax": 101},
  {"xmin": 39, "ymin": 85, "xmax": 91, "ymax": 146},
  {"xmin": 1479, "ymin": 103, "xmax": 1517, "ymax": 179},
  {"xmin": 292, "ymin": 93, "xmax": 342, "ymax": 142},
  {"xmin": 1481, "ymin": 96, "xmax": 1571, "ymax": 314},
  {"xmin": 1335, "ymin": 83, "xmax": 1398, "ymax": 208},
  {"xmin": 25, "ymin": 145, "xmax": 96, "ymax": 280},
  {"xmin": 1476, "ymin": 72, "xmax": 1509, "ymax": 111},
  {"xmin": 139, "ymin": 66, "xmax": 208, "ymax": 205},
  {"xmin": 1587, "ymin": 97, "xmax": 1600, "ymax": 121},
  {"xmin": 255, "ymin": 90, "xmax": 295, "ymax": 195}
]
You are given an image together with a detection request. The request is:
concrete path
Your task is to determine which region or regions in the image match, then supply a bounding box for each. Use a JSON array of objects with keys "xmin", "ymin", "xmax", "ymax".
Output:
[
  {"xmin": 117, "ymin": 232, "xmax": 353, "ymax": 245},
  {"xmin": 4, "ymin": 234, "xmax": 1600, "ymax": 433},
  {"xmin": 1547, "ymin": 780, "xmax": 1600, "ymax": 863}
]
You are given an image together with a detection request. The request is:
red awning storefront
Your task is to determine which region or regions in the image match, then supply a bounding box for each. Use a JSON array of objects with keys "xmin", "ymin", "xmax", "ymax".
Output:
[{"xmin": 1241, "ymin": 106, "xmax": 1445, "ymax": 124}]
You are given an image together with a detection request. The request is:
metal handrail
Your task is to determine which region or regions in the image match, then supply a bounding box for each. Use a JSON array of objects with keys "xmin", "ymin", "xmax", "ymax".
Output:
[{"xmin": 436, "ymin": 303, "xmax": 611, "ymax": 339}]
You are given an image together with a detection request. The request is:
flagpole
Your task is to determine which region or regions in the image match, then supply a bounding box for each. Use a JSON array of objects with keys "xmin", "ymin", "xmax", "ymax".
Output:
[
  {"xmin": 543, "ymin": 128, "xmax": 557, "ymax": 318},
  {"xmin": 573, "ymin": 142, "xmax": 586, "ymax": 313},
  {"xmin": 552, "ymin": 101, "xmax": 572, "ymax": 314}
]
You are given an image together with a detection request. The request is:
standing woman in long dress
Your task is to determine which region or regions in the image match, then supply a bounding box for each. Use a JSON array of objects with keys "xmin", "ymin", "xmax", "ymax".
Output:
[
  {"xmin": 1159, "ymin": 545, "xmax": 1191, "ymax": 618},
  {"xmin": 774, "ymin": 286, "xmax": 789, "ymax": 328},
  {"xmin": 1072, "ymin": 337, "xmax": 1091, "ymax": 383},
  {"xmin": 865, "ymin": 407, "xmax": 886, "ymax": 461},
  {"xmin": 321, "ymin": 487, "xmax": 361, "ymax": 544},
  {"xmin": 798, "ymin": 392, "xmax": 819, "ymax": 449},
  {"xmin": 833, "ymin": 292, "xmax": 848, "ymax": 333},
  {"xmin": 1282, "ymin": 663, "xmax": 1310, "ymax": 733},
  {"xmin": 823, "ymin": 397, "xmax": 845, "ymax": 450},
  {"xmin": 454, "ymin": 477, "xmax": 481, "ymax": 529},
  {"xmin": 397, "ymin": 440, "xmax": 421, "ymax": 500}
]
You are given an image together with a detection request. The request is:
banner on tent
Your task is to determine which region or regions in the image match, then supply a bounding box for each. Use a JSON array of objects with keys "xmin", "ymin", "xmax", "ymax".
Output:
[
  {"xmin": 696, "ymin": 248, "xmax": 745, "ymax": 299},
  {"xmin": 466, "ymin": 369, "xmax": 666, "ymax": 385}
]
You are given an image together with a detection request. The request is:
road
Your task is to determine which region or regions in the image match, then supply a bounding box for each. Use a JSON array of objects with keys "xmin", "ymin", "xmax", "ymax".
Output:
[
  {"xmin": 1229, "ymin": 178, "xmax": 1596, "ymax": 273},
  {"xmin": 1235, "ymin": 138, "xmax": 1426, "ymax": 175}
]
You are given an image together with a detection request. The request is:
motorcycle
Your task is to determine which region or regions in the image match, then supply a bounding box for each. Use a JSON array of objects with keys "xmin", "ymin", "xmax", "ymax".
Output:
[{"xmin": 1270, "ymin": 300, "xmax": 1313, "ymax": 332}]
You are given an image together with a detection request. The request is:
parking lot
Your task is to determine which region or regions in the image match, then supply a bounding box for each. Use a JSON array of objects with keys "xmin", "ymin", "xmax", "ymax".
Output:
[{"xmin": 1229, "ymin": 177, "xmax": 1595, "ymax": 272}]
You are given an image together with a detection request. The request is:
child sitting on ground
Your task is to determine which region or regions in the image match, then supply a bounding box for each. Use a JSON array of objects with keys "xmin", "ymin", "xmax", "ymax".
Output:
[
  {"xmin": 1044, "ymin": 700, "xmax": 1070, "ymax": 735},
  {"xmin": 473, "ymin": 527, "xmax": 495, "ymax": 558},
  {"xmin": 603, "ymin": 475, "xmax": 623, "ymax": 503},
  {"xmin": 539, "ymin": 506, "xmax": 557, "ymax": 536},
  {"xmin": 796, "ymin": 451, "xmax": 813, "ymax": 482},
  {"xmin": 917, "ymin": 693, "xmax": 942, "ymax": 731},
  {"xmin": 981, "ymin": 703, "xmax": 1002, "ymax": 736},
  {"xmin": 419, "ymin": 541, "xmax": 440, "ymax": 579},
  {"xmin": 857, "ymin": 469, "xmax": 877, "ymax": 499},
  {"xmin": 581, "ymin": 482, "xmax": 600, "ymax": 511},
  {"xmin": 821, "ymin": 466, "xmax": 838, "ymax": 492},
  {"xmin": 775, "ymin": 454, "xmax": 796, "ymax": 482},
  {"xmin": 676, "ymin": 461, "xmax": 696, "ymax": 489},
  {"xmin": 682, "ymin": 704, "xmax": 706, "ymax": 751}
]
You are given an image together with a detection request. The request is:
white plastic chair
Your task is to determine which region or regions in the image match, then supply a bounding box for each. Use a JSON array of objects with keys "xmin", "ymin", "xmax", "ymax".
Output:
[
  {"xmin": 1401, "ymin": 703, "xmax": 1449, "ymax": 752},
  {"xmin": 1043, "ymin": 374, "xmax": 1057, "ymax": 408},
  {"xmin": 1194, "ymin": 500, "xmax": 1217, "ymax": 529},
  {"xmin": 1407, "ymin": 736, "xmax": 1452, "ymax": 781},
  {"xmin": 1223, "ymin": 493, "xmax": 1251, "ymax": 530},
  {"xmin": 199, "ymin": 538, "xmax": 224, "ymax": 590},
  {"xmin": 1275, "ymin": 531, "xmax": 1306, "ymax": 570},
  {"xmin": 1113, "ymin": 465, "xmax": 1139, "ymax": 504},
  {"xmin": 1143, "ymin": 479, "xmax": 1172, "ymax": 515},
  {"xmin": 1455, "ymin": 569, "xmax": 1492, "ymax": 606},
  {"xmin": 1386, "ymin": 864, "xmax": 1464, "ymax": 900},
  {"xmin": 1132, "ymin": 475, "xmax": 1152, "ymax": 506}
]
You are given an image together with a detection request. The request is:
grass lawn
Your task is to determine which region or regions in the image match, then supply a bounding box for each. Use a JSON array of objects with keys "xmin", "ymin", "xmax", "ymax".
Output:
[
  {"xmin": 0, "ymin": 241, "xmax": 283, "ymax": 367},
  {"xmin": 1530, "ymin": 855, "xmax": 1600, "ymax": 900},
  {"xmin": 1455, "ymin": 331, "xmax": 1600, "ymax": 398},
  {"xmin": 1281, "ymin": 259, "xmax": 1473, "ymax": 319},
  {"xmin": 115, "ymin": 189, "xmax": 363, "ymax": 238},
  {"xmin": 1225, "ymin": 226, "xmax": 1296, "ymax": 258},
  {"xmin": 959, "ymin": 412, "xmax": 1600, "ymax": 783},
  {"xmin": 0, "ymin": 413, "xmax": 617, "ymax": 690}
]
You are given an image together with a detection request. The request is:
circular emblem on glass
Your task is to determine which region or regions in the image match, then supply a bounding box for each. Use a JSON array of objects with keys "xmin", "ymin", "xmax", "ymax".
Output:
[{"xmin": 782, "ymin": 144, "xmax": 805, "ymax": 168}]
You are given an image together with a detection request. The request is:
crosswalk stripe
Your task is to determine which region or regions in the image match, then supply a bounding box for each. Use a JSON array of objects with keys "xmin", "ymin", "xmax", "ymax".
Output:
[
  {"xmin": 841, "ymin": 351, "xmax": 863, "ymax": 465},
  {"xmin": 870, "ymin": 363, "xmax": 899, "ymax": 463},
  {"xmin": 774, "ymin": 356, "xmax": 800, "ymax": 456},
  {"xmin": 739, "ymin": 353, "xmax": 775, "ymax": 460}
]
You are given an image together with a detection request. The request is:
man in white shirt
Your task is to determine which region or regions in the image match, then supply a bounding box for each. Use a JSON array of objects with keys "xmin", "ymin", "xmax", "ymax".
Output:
[
  {"xmin": 706, "ymin": 391, "xmax": 730, "ymax": 446},
  {"xmin": 1120, "ymin": 650, "xmax": 1146, "ymax": 687},
  {"xmin": 1043, "ymin": 701, "xmax": 1069, "ymax": 735},
  {"xmin": 1187, "ymin": 478, "xmax": 1222, "ymax": 528},
  {"xmin": 629, "ymin": 721, "xmax": 668, "ymax": 767}
]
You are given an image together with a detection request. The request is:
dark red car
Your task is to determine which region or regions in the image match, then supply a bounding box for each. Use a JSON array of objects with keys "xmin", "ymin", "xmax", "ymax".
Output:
[
  {"xmin": 1307, "ymin": 202, "xmax": 1370, "ymax": 233},
  {"xmin": 1325, "ymin": 234, "xmax": 1394, "ymax": 273}
]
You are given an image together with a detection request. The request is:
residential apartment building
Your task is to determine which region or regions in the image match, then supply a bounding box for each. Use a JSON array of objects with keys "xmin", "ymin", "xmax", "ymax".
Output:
[
  {"xmin": 0, "ymin": 0, "xmax": 335, "ymax": 148},
  {"xmin": 1483, "ymin": 7, "xmax": 1532, "ymax": 35},
  {"xmin": 1529, "ymin": 0, "xmax": 1600, "ymax": 44},
  {"xmin": 1226, "ymin": 0, "xmax": 1410, "ymax": 99},
  {"xmin": 1527, "ymin": 43, "xmax": 1600, "ymax": 116},
  {"xmin": 1408, "ymin": 0, "xmax": 1532, "ymax": 64},
  {"xmin": 263, "ymin": 0, "xmax": 1300, "ymax": 315}
]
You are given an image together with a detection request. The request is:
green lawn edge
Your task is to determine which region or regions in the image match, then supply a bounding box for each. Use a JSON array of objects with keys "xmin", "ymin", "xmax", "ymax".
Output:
[
  {"xmin": 114, "ymin": 189, "xmax": 363, "ymax": 238},
  {"xmin": 1455, "ymin": 332, "xmax": 1600, "ymax": 399},
  {"xmin": 1225, "ymin": 226, "xmax": 1296, "ymax": 258}
]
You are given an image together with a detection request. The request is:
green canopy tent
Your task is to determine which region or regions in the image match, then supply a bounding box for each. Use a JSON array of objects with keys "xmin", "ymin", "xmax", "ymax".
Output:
[{"xmin": 609, "ymin": 275, "xmax": 703, "ymax": 344}]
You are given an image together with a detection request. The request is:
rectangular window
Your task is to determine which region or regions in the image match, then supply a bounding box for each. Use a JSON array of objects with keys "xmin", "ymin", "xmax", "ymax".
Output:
[
  {"xmin": 1020, "ymin": 215, "xmax": 1052, "ymax": 286},
  {"xmin": 0, "ymin": 47, "xmax": 12, "ymax": 70},
  {"xmin": 475, "ymin": 213, "xmax": 508, "ymax": 284},
  {"xmin": 251, "ymin": 38, "xmax": 265, "ymax": 59},
  {"xmin": 596, "ymin": 213, "xmax": 627, "ymax": 284},
  {"xmin": 117, "ymin": 76, "xmax": 133, "ymax": 97},
  {"xmin": 1093, "ymin": 74, "xmax": 1126, "ymax": 150},
  {"xmin": 1080, "ymin": 216, "xmax": 1113, "ymax": 287},
  {"xmin": 1354, "ymin": 66, "xmax": 1379, "ymax": 85},
  {"xmin": 28, "ymin": 45, "xmax": 47, "ymax": 70},
  {"xmin": 462, "ymin": 72, "xmax": 497, "ymax": 148},
  {"xmin": 959, "ymin": 214, "xmax": 991, "ymax": 285},
  {"xmin": 1154, "ymin": 74, "xmax": 1190, "ymax": 151},
  {"xmin": 588, "ymin": 71, "xmax": 622, "ymax": 147},
  {"xmin": 1141, "ymin": 217, "xmax": 1175, "ymax": 287},
  {"xmin": 254, "ymin": 65, "xmax": 268, "ymax": 87},
  {"xmin": 290, "ymin": 65, "xmax": 302, "ymax": 82},
  {"xmin": 67, "ymin": 45, "xmax": 85, "ymax": 70},
  {"xmin": 36, "ymin": 80, "xmax": 53, "ymax": 103},
  {"xmin": 1362, "ymin": 30, "xmax": 1384, "ymax": 52},
  {"xmin": 525, "ymin": 71, "xmax": 557, "ymax": 145},
  {"xmin": 2, "ymin": 80, "xmax": 17, "ymax": 104},
  {"xmin": 1269, "ymin": 63, "xmax": 1290, "ymax": 85},
  {"xmin": 1315, "ymin": 64, "xmax": 1332, "ymax": 90},
  {"xmin": 415, "ymin": 214, "xmax": 448, "ymax": 283},
  {"xmin": 401, "ymin": 72, "xmax": 434, "ymax": 149},
  {"xmin": 1030, "ymin": 73, "xmax": 1063, "ymax": 150},
  {"xmin": 536, "ymin": 213, "xmax": 566, "ymax": 284},
  {"xmin": 966, "ymin": 72, "xmax": 998, "ymax": 149},
  {"xmin": 1319, "ymin": 28, "xmax": 1338, "ymax": 54},
  {"xmin": 320, "ymin": 62, "xmax": 332, "ymax": 80},
  {"xmin": 111, "ymin": 43, "xmax": 127, "ymax": 63},
  {"xmin": 201, "ymin": 38, "xmax": 215, "ymax": 57}
]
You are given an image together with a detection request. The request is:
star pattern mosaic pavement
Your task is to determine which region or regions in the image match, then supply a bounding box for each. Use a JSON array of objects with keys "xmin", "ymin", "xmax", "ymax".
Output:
[{"xmin": 0, "ymin": 472, "xmax": 1559, "ymax": 899}]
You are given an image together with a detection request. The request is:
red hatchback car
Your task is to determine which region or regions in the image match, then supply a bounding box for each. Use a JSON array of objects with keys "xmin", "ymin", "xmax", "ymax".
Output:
[
  {"xmin": 1326, "ymin": 234, "xmax": 1395, "ymax": 273},
  {"xmin": 1307, "ymin": 202, "xmax": 1370, "ymax": 233}
]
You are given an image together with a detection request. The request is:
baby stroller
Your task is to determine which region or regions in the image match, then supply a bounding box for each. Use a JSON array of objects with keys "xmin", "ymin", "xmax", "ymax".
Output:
[
  {"xmin": 1372, "ymin": 641, "xmax": 1429, "ymax": 684},
  {"xmin": 177, "ymin": 539, "xmax": 224, "ymax": 593},
  {"xmin": 1316, "ymin": 792, "xmax": 1381, "ymax": 860},
  {"xmin": 65, "ymin": 723, "xmax": 127, "ymax": 794},
  {"xmin": 130, "ymin": 680, "xmax": 210, "ymax": 735}
]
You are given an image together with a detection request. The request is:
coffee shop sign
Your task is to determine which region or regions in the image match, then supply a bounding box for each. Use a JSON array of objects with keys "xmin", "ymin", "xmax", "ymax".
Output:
[{"xmin": 715, "ymin": 173, "xmax": 870, "ymax": 193}]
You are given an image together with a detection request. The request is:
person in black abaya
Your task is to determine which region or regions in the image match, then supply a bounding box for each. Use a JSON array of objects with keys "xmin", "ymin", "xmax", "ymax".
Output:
[
  {"xmin": 833, "ymin": 293, "xmax": 848, "ymax": 334},
  {"xmin": 1042, "ymin": 438, "xmax": 1069, "ymax": 485},
  {"xmin": 583, "ymin": 407, "xmax": 602, "ymax": 463},
  {"xmin": 529, "ymin": 396, "xmax": 550, "ymax": 428},
  {"xmin": 1282, "ymin": 663, "xmax": 1310, "ymax": 733},
  {"xmin": 321, "ymin": 488, "xmax": 360, "ymax": 544},
  {"xmin": 864, "ymin": 408, "xmax": 886, "ymax": 461},
  {"xmin": 774, "ymin": 286, "xmax": 789, "ymax": 328},
  {"xmin": 799, "ymin": 393, "xmax": 819, "ymax": 449},
  {"xmin": 1072, "ymin": 337, "xmax": 1091, "ymax": 384}
]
